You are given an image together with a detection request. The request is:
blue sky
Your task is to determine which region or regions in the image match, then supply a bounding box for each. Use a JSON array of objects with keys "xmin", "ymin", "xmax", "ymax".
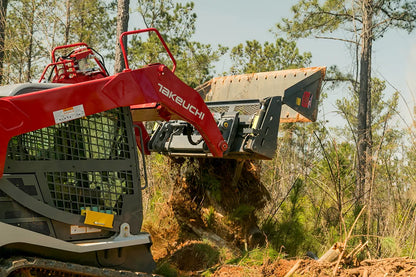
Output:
[
  {"xmin": 176, "ymin": 0, "xmax": 416, "ymax": 127},
  {"xmin": 131, "ymin": 0, "xmax": 416, "ymax": 127}
]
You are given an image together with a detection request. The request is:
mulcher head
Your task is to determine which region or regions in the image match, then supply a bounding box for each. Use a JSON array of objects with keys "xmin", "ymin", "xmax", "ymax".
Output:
[{"xmin": 147, "ymin": 67, "xmax": 326, "ymax": 159}]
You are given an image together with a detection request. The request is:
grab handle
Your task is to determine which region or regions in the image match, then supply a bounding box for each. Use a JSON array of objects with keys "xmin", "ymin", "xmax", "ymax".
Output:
[{"xmin": 119, "ymin": 28, "xmax": 176, "ymax": 72}]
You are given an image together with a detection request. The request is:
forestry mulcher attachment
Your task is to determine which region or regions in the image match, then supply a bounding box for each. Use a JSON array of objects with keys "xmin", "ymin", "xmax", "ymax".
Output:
[{"xmin": 0, "ymin": 28, "xmax": 325, "ymax": 276}]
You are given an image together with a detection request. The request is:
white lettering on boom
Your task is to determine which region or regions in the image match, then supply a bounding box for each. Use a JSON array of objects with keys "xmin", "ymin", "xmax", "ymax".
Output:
[{"xmin": 158, "ymin": 83, "xmax": 205, "ymax": 120}]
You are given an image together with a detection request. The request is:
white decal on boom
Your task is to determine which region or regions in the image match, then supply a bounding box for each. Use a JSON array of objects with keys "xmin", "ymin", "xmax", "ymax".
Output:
[
  {"xmin": 53, "ymin": 104, "xmax": 85, "ymax": 124},
  {"xmin": 158, "ymin": 83, "xmax": 205, "ymax": 120}
]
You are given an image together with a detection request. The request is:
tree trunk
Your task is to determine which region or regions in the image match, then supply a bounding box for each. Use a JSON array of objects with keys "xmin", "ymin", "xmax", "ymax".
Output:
[
  {"xmin": 64, "ymin": 0, "xmax": 70, "ymax": 45},
  {"xmin": 78, "ymin": 1, "xmax": 85, "ymax": 42},
  {"xmin": 114, "ymin": 0, "xmax": 129, "ymax": 73},
  {"xmin": 0, "ymin": 0, "xmax": 8, "ymax": 84},
  {"xmin": 356, "ymin": 0, "xmax": 373, "ymax": 231},
  {"xmin": 26, "ymin": 2, "xmax": 35, "ymax": 82},
  {"xmin": 365, "ymin": 35, "xmax": 373, "ymax": 239}
]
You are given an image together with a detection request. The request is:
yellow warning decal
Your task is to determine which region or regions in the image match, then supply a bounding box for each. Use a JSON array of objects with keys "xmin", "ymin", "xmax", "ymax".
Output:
[
  {"xmin": 296, "ymin": 97, "xmax": 301, "ymax": 106},
  {"xmin": 84, "ymin": 210, "xmax": 114, "ymax": 228}
]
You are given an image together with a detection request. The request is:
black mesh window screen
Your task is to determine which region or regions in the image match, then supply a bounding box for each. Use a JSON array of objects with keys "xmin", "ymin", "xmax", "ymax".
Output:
[
  {"xmin": 46, "ymin": 171, "xmax": 134, "ymax": 215},
  {"xmin": 7, "ymin": 108, "xmax": 131, "ymax": 161},
  {"xmin": 6, "ymin": 107, "xmax": 139, "ymax": 216}
]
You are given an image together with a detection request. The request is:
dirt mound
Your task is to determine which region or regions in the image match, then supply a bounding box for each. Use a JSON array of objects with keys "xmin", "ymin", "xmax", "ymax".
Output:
[
  {"xmin": 210, "ymin": 260, "xmax": 301, "ymax": 277},
  {"xmin": 142, "ymin": 203, "xmax": 181, "ymax": 261},
  {"xmin": 212, "ymin": 265, "xmax": 263, "ymax": 277},
  {"xmin": 169, "ymin": 158, "xmax": 270, "ymax": 249},
  {"xmin": 168, "ymin": 241, "xmax": 220, "ymax": 272},
  {"xmin": 211, "ymin": 257, "xmax": 416, "ymax": 276}
]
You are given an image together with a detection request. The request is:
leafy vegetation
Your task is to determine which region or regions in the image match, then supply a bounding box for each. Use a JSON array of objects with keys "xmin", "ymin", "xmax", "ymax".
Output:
[
  {"xmin": 229, "ymin": 38, "xmax": 311, "ymax": 74},
  {"xmin": 1, "ymin": 0, "xmax": 416, "ymax": 273}
]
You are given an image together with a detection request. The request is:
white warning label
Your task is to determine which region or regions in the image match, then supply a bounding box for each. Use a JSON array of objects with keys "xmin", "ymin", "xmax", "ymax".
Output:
[
  {"xmin": 53, "ymin": 104, "xmax": 85, "ymax": 124},
  {"xmin": 70, "ymin": 225, "xmax": 101, "ymax": 235}
]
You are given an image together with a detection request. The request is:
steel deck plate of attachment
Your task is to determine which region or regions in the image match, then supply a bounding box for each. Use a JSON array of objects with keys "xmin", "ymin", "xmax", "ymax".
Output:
[{"xmin": 196, "ymin": 67, "xmax": 326, "ymax": 123}]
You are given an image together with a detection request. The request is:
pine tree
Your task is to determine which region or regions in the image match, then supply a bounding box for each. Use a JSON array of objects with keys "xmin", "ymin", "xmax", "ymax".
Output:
[
  {"xmin": 276, "ymin": 0, "xmax": 416, "ymax": 225},
  {"xmin": 229, "ymin": 38, "xmax": 311, "ymax": 74},
  {"xmin": 130, "ymin": 0, "xmax": 226, "ymax": 87},
  {"xmin": 3, "ymin": 0, "xmax": 115, "ymax": 83}
]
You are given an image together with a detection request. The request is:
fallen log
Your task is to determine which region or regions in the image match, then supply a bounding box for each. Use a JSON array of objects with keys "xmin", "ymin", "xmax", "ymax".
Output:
[
  {"xmin": 318, "ymin": 242, "xmax": 344, "ymax": 263},
  {"xmin": 176, "ymin": 215, "xmax": 241, "ymax": 255}
]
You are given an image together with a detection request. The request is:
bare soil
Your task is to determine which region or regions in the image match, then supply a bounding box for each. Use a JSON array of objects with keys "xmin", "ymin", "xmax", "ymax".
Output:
[
  {"xmin": 150, "ymin": 236, "xmax": 416, "ymax": 276},
  {"xmin": 212, "ymin": 257, "xmax": 416, "ymax": 276}
]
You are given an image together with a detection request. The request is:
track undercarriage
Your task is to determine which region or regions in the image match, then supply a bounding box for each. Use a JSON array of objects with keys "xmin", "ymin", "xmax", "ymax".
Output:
[{"xmin": 1, "ymin": 256, "xmax": 155, "ymax": 277}]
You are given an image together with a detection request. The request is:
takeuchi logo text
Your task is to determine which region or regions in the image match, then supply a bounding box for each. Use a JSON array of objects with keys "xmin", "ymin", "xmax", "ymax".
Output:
[{"xmin": 158, "ymin": 83, "xmax": 205, "ymax": 120}]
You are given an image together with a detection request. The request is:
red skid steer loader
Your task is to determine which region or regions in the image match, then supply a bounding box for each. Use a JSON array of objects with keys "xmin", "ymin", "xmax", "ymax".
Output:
[{"xmin": 0, "ymin": 28, "xmax": 325, "ymax": 276}]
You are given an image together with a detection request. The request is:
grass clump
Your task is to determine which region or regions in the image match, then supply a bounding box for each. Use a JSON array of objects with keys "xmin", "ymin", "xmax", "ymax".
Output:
[{"xmin": 227, "ymin": 247, "xmax": 283, "ymax": 267}]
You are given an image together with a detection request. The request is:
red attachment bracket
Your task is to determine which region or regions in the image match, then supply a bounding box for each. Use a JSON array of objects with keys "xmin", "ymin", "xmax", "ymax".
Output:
[
  {"xmin": 119, "ymin": 28, "xmax": 177, "ymax": 72},
  {"xmin": 39, "ymin": 60, "xmax": 74, "ymax": 83},
  {"xmin": 50, "ymin": 42, "xmax": 89, "ymax": 62},
  {"xmin": 39, "ymin": 43, "xmax": 108, "ymax": 83}
]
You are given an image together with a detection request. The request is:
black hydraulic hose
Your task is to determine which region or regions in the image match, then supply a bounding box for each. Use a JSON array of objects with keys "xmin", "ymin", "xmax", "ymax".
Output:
[
  {"xmin": 185, "ymin": 124, "xmax": 204, "ymax": 145},
  {"xmin": 89, "ymin": 47, "xmax": 110, "ymax": 76}
]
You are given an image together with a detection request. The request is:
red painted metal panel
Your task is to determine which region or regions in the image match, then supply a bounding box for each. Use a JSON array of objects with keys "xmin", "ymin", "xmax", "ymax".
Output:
[{"xmin": 0, "ymin": 64, "xmax": 226, "ymax": 177}]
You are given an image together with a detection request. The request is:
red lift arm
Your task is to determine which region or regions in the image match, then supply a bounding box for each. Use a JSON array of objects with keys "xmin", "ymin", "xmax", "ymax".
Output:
[{"xmin": 0, "ymin": 28, "xmax": 228, "ymax": 178}]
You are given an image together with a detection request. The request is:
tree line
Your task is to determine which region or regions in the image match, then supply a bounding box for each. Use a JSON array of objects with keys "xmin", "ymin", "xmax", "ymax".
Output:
[{"xmin": 1, "ymin": 0, "xmax": 416, "ymax": 258}]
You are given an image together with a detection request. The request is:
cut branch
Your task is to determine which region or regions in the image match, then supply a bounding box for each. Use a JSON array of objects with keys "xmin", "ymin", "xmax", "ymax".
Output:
[{"xmin": 314, "ymin": 35, "xmax": 358, "ymax": 45}]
